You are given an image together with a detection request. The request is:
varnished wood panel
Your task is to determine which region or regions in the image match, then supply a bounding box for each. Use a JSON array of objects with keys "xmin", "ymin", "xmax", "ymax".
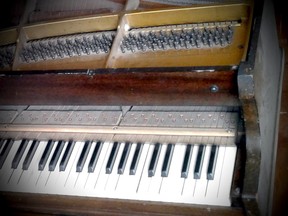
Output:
[
  {"xmin": 0, "ymin": 70, "xmax": 239, "ymax": 106},
  {"xmin": 0, "ymin": 192, "xmax": 245, "ymax": 216}
]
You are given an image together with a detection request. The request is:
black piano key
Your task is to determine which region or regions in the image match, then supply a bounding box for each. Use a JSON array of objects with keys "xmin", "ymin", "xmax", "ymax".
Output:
[
  {"xmin": 12, "ymin": 139, "xmax": 29, "ymax": 169},
  {"xmin": 181, "ymin": 144, "xmax": 193, "ymax": 178},
  {"xmin": 76, "ymin": 140, "xmax": 92, "ymax": 172},
  {"xmin": 161, "ymin": 144, "xmax": 175, "ymax": 177},
  {"xmin": 22, "ymin": 140, "xmax": 39, "ymax": 170},
  {"xmin": 148, "ymin": 143, "xmax": 161, "ymax": 177},
  {"xmin": 207, "ymin": 145, "xmax": 219, "ymax": 180},
  {"xmin": 0, "ymin": 139, "xmax": 4, "ymax": 150},
  {"xmin": 194, "ymin": 144, "xmax": 206, "ymax": 179},
  {"xmin": 88, "ymin": 141, "xmax": 103, "ymax": 173},
  {"xmin": 106, "ymin": 142, "xmax": 120, "ymax": 174},
  {"xmin": 0, "ymin": 139, "xmax": 14, "ymax": 169},
  {"xmin": 129, "ymin": 142, "xmax": 143, "ymax": 175},
  {"xmin": 59, "ymin": 140, "xmax": 75, "ymax": 171},
  {"xmin": 38, "ymin": 140, "xmax": 55, "ymax": 171},
  {"xmin": 49, "ymin": 140, "xmax": 65, "ymax": 171},
  {"xmin": 118, "ymin": 142, "xmax": 132, "ymax": 174}
]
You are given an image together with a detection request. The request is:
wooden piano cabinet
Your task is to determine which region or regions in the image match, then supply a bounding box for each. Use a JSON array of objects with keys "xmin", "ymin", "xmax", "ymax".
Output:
[
  {"xmin": 0, "ymin": 192, "xmax": 245, "ymax": 216},
  {"xmin": 0, "ymin": 1, "xmax": 262, "ymax": 215}
]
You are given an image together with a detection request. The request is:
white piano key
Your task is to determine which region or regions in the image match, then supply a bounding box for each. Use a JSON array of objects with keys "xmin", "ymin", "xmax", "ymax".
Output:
[
  {"xmin": 181, "ymin": 144, "xmax": 199, "ymax": 201},
  {"xmin": 147, "ymin": 143, "xmax": 167, "ymax": 200},
  {"xmin": 115, "ymin": 142, "xmax": 137, "ymax": 195},
  {"xmin": 0, "ymin": 140, "xmax": 21, "ymax": 190},
  {"xmin": 35, "ymin": 141, "xmax": 59, "ymax": 193},
  {"xmin": 193, "ymin": 145, "xmax": 212, "ymax": 202},
  {"xmin": 104, "ymin": 142, "xmax": 125, "ymax": 197},
  {"xmin": 6, "ymin": 140, "xmax": 33, "ymax": 192},
  {"xmin": 116, "ymin": 142, "xmax": 150, "ymax": 200},
  {"xmin": 74, "ymin": 141, "xmax": 96, "ymax": 193},
  {"xmin": 38, "ymin": 140, "xmax": 56, "ymax": 171},
  {"xmin": 205, "ymin": 144, "xmax": 226, "ymax": 203},
  {"xmin": 43, "ymin": 141, "xmax": 69, "ymax": 193},
  {"xmin": 59, "ymin": 141, "xmax": 84, "ymax": 195},
  {"xmin": 85, "ymin": 141, "xmax": 111, "ymax": 196},
  {"xmin": 160, "ymin": 144, "xmax": 186, "ymax": 201},
  {"xmin": 48, "ymin": 140, "xmax": 66, "ymax": 171},
  {"xmin": 136, "ymin": 143, "xmax": 154, "ymax": 198},
  {"xmin": 93, "ymin": 142, "xmax": 114, "ymax": 196},
  {"xmin": 217, "ymin": 145, "xmax": 237, "ymax": 206},
  {"xmin": 53, "ymin": 140, "xmax": 80, "ymax": 195},
  {"xmin": 17, "ymin": 140, "xmax": 47, "ymax": 193}
]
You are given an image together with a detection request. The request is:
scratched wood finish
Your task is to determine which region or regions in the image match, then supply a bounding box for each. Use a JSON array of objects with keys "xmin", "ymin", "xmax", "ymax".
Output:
[
  {"xmin": 0, "ymin": 192, "xmax": 245, "ymax": 216},
  {"xmin": 0, "ymin": 70, "xmax": 239, "ymax": 106}
]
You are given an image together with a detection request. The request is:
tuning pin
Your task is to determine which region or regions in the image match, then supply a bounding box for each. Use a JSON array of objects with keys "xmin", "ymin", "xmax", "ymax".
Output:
[
  {"xmin": 120, "ymin": 44, "xmax": 126, "ymax": 53},
  {"xmin": 20, "ymin": 50, "xmax": 29, "ymax": 63},
  {"xmin": 227, "ymin": 26, "xmax": 233, "ymax": 44}
]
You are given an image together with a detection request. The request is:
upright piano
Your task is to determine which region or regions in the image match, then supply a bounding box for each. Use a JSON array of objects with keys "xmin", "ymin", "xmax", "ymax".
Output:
[{"xmin": 0, "ymin": 0, "xmax": 283, "ymax": 215}]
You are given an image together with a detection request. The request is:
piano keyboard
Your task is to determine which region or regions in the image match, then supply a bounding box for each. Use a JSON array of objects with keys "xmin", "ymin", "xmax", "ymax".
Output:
[
  {"xmin": 0, "ymin": 137, "xmax": 237, "ymax": 206},
  {"xmin": 0, "ymin": 106, "xmax": 240, "ymax": 207}
]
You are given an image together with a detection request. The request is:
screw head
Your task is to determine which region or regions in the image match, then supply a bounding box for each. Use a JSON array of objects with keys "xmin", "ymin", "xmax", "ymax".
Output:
[{"xmin": 210, "ymin": 85, "xmax": 219, "ymax": 93}]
